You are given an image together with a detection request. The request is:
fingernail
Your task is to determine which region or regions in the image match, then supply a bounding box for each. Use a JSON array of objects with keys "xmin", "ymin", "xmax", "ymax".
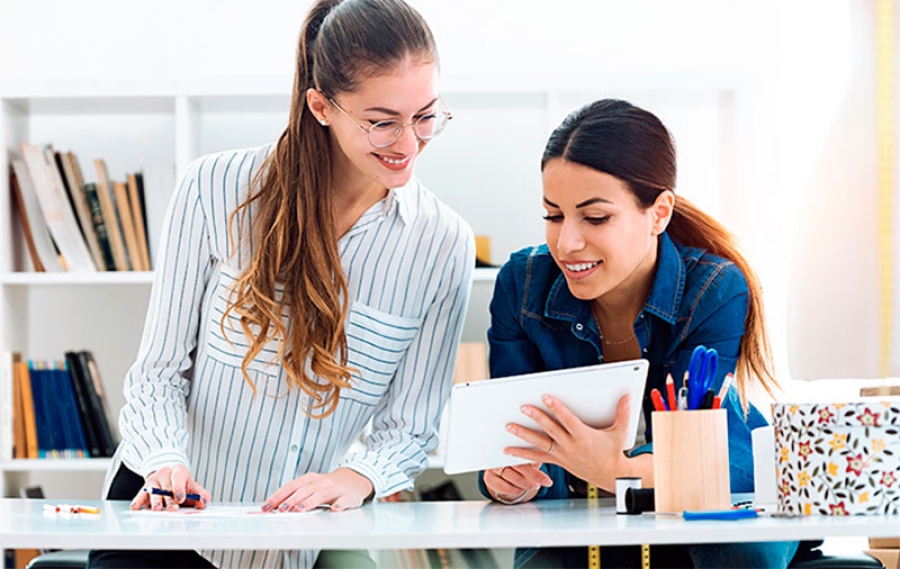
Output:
[
  {"xmin": 332, "ymin": 504, "xmax": 342, "ymax": 512},
  {"xmin": 521, "ymin": 406, "xmax": 532, "ymax": 416},
  {"xmin": 542, "ymin": 395, "xmax": 552, "ymax": 406},
  {"xmin": 261, "ymin": 502, "xmax": 272, "ymax": 512},
  {"xmin": 506, "ymin": 424, "xmax": 516, "ymax": 434},
  {"xmin": 297, "ymin": 503, "xmax": 307, "ymax": 511},
  {"xmin": 202, "ymin": 497, "xmax": 208, "ymax": 506},
  {"xmin": 279, "ymin": 503, "xmax": 290, "ymax": 512},
  {"xmin": 176, "ymin": 492, "xmax": 185, "ymax": 502}
]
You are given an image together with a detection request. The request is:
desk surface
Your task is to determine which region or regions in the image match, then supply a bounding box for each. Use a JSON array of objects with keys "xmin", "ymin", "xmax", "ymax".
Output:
[{"xmin": 1, "ymin": 499, "xmax": 898, "ymax": 551}]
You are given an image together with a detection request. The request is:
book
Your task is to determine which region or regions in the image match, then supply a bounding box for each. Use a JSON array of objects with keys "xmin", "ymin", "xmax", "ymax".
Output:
[
  {"xmin": 127, "ymin": 172, "xmax": 151, "ymax": 270},
  {"xmin": 82, "ymin": 182, "xmax": 117, "ymax": 271},
  {"xmin": 58, "ymin": 151, "xmax": 106, "ymax": 271},
  {"xmin": 77, "ymin": 350, "xmax": 117, "ymax": 456},
  {"xmin": 0, "ymin": 351, "xmax": 17, "ymax": 460},
  {"xmin": 93, "ymin": 159, "xmax": 130, "ymax": 271},
  {"xmin": 12, "ymin": 357, "xmax": 27, "ymax": 459},
  {"xmin": 14, "ymin": 361, "xmax": 38, "ymax": 458},
  {"xmin": 64, "ymin": 351, "xmax": 102, "ymax": 458},
  {"xmin": 113, "ymin": 180, "xmax": 142, "ymax": 272},
  {"xmin": 52, "ymin": 361, "xmax": 88, "ymax": 457},
  {"xmin": 10, "ymin": 160, "xmax": 64, "ymax": 272},
  {"xmin": 18, "ymin": 143, "xmax": 96, "ymax": 272},
  {"xmin": 27, "ymin": 361, "xmax": 53, "ymax": 458}
]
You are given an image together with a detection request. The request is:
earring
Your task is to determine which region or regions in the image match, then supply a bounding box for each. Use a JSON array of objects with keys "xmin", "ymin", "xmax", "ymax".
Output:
[{"xmin": 319, "ymin": 119, "xmax": 328, "ymax": 126}]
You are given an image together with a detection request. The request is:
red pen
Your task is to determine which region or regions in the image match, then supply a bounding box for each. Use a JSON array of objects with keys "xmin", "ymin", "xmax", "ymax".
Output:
[
  {"xmin": 712, "ymin": 395, "xmax": 722, "ymax": 409},
  {"xmin": 650, "ymin": 388, "xmax": 668, "ymax": 411},
  {"xmin": 665, "ymin": 373, "xmax": 677, "ymax": 412}
]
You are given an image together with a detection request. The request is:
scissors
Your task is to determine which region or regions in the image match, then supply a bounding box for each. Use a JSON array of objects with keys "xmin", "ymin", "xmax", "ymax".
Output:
[{"xmin": 687, "ymin": 345, "xmax": 718, "ymax": 409}]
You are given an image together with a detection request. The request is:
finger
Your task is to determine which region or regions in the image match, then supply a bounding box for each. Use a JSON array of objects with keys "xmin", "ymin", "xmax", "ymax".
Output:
[
  {"xmin": 329, "ymin": 490, "xmax": 364, "ymax": 513},
  {"xmin": 503, "ymin": 465, "xmax": 550, "ymax": 489},
  {"xmin": 520, "ymin": 405, "xmax": 566, "ymax": 440},
  {"xmin": 509, "ymin": 464, "xmax": 553, "ymax": 487},
  {"xmin": 610, "ymin": 394, "xmax": 631, "ymax": 430},
  {"xmin": 185, "ymin": 480, "xmax": 212, "ymax": 510},
  {"xmin": 130, "ymin": 489, "xmax": 149, "ymax": 510},
  {"xmin": 506, "ymin": 421, "xmax": 555, "ymax": 455},
  {"xmin": 263, "ymin": 473, "xmax": 316, "ymax": 512},
  {"xmin": 290, "ymin": 486, "xmax": 330, "ymax": 512},
  {"xmin": 541, "ymin": 395, "xmax": 588, "ymax": 435},
  {"xmin": 505, "ymin": 445, "xmax": 556, "ymax": 465},
  {"xmin": 484, "ymin": 468, "xmax": 529, "ymax": 497},
  {"xmin": 169, "ymin": 465, "xmax": 191, "ymax": 506}
]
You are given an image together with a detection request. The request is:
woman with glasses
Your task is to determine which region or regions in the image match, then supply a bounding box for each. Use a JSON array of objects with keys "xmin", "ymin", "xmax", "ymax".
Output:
[
  {"xmin": 89, "ymin": 0, "xmax": 472, "ymax": 567},
  {"xmin": 479, "ymin": 99, "xmax": 798, "ymax": 568}
]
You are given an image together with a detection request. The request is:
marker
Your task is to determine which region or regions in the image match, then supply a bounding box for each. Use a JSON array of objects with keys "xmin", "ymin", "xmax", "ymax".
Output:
[
  {"xmin": 650, "ymin": 388, "xmax": 668, "ymax": 412},
  {"xmin": 43, "ymin": 503, "xmax": 101, "ymax": 514},
  {"xmin": 146, "ymin": 488, "xmax": 202, "ymax": 502}
]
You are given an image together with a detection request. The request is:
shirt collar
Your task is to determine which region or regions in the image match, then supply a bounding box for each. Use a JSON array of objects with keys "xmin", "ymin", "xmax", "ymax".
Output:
[
  {"xmin": 544, "ymin": 232, "xmax": 684, "ymax": 326},
  {"xmin": 383, "ymin": 181, "xmax": 414, "ymax": 226}
]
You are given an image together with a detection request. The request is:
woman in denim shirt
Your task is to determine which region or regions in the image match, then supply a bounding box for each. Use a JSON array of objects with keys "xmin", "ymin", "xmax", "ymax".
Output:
[{"xmin": 478, "ymin": 99, "xmax": 798, "ymax": 568}]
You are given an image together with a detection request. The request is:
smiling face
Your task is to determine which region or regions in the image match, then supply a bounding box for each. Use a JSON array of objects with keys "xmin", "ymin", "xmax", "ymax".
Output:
[
  {"xmin": 307, "ymin": 58, "xmax": 439, "ymax": 194},
  {"xmin": 542, "ymin": 158, "xmax": 674, "ymax": 305}
]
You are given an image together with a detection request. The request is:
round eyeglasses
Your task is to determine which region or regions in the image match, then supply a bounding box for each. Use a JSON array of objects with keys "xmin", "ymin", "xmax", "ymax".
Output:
[{"xmin": 326, "ymin": 95, "xmax": 453, "ymax": 148}]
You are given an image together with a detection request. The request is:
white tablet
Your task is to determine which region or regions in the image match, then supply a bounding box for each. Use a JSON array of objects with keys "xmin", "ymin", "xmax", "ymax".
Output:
[{"xmin": 442, "ymin": 359, "xmax": 649, "ymax": 475}]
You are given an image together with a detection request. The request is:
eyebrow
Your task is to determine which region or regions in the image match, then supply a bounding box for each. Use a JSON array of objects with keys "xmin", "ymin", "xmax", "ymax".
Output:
[
  {"xmin": 364, "ymin": 97, "xmax": 439, "ymax": 115},
  {"xmin": 543, "ymin": 197, "xmax": 614, "ymax": 208}
]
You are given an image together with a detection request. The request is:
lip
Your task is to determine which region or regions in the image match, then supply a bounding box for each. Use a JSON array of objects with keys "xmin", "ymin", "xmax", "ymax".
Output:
[
  {"xmin": 373, "ymin": 152, "xmax": 412, "ymax": 171},
  {"xmin": 560, "ymin": 260, "xmax": 602, "ymax": 280}
]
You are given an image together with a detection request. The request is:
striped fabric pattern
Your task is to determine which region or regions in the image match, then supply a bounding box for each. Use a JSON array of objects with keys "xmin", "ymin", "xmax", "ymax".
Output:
[{"xmin": 110, "ymin": 144, "xmax": 475, "ymax": 568}]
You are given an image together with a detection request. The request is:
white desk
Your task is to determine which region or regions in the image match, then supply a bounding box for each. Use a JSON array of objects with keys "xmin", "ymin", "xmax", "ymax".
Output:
[{"xmin": 0, "ymin": 499, "xmax": 898, "ymax": 551}]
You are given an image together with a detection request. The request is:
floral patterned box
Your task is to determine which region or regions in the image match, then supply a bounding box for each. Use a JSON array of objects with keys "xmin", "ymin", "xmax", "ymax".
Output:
[{"xmin": 772, "ymin": 401, "xmax": 900, "ymax": 515}]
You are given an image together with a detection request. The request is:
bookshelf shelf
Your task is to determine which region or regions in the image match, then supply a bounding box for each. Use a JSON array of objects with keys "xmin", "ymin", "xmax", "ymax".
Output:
[
  {"xmin": 0, "ymin": 458, "xmax": 111, "ymax": 473},
  {"xmin": 0, "ymin": 272, "xmax": 154, "ymax": 286}
]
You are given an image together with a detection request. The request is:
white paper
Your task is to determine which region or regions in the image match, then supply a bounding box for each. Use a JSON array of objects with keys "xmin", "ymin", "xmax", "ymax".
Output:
[{"xmin": 125, "ymin": 505, "xmax": 326, "ymax": 519}]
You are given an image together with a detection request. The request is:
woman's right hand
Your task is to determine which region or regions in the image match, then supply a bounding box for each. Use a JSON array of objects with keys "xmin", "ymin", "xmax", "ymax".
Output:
[
  {"xmin": 130, "ymin": 463, "xmax": 211, "ymax": 511},
  {"xmin": 483, "ymin": 463, "xmax": 553, "ymax": 505}
]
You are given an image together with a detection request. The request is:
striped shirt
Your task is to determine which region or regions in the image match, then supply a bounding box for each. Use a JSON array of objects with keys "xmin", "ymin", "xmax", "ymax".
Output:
[{"xmin": 107, "ymin": 144, "xmax": 474, "ymax": 568}]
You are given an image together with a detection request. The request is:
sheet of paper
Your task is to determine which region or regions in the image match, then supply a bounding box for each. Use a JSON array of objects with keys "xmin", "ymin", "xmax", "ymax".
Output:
[{"xmin": 124, "ymin": 505, "xmax": 326, "ymax": 519}]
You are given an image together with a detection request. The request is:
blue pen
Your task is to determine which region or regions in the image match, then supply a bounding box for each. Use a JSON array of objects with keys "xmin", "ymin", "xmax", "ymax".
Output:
[
  {"xmin": 146, "ymin": 487, "xmax": 202, "ymax": 501},
  {"xmin": 682, "ymin": 509, "xmax": 758, "ymax": 521}
]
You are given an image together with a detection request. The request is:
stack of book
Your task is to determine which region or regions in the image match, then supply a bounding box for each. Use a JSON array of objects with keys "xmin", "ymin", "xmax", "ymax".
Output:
[
  {"xmin": 0, "ymin": 350, "xmax": 117, "ymax": 460},
  {"xmin": 9, "ymin": 142, "xmax": 151, "ymax": 272}
]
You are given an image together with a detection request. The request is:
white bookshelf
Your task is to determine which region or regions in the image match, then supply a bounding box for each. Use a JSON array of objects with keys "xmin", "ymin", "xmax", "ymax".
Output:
[{"xmin": 0, "ymin": 73, "xmax": 749, "ymax": 498}]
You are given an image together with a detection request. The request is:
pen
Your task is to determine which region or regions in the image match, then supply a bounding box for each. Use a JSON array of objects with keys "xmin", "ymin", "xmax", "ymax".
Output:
[
  {"xmin": 699, "ymin": 388, "xmax": 716, "ymax": 410},
  {"xmin": 146, "ymin": 488, "xmax": 202, "ymax": 501},
  {"xmin": 682, "ymin": 508, "xmax": 758, "ymax": 521},
  {"xmin": 665, "ymin": 373, "xmax": 677, "ymax": 412},
  {"xmin": 650, "ymin": 388, "xmax": 669, "ymax": 412},
  {"xmin": 712, "ymin": 395, "xmax": 722, "ymax": 409}
]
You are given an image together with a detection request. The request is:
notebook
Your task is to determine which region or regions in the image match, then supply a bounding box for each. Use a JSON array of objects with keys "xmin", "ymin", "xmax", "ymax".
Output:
[{"xmin": 442, "ymin": 359, "xmax": 649, "ymax": 475}]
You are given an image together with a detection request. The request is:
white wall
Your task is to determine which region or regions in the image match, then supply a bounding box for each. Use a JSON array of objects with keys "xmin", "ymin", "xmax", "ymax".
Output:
[{"xmin": 1, "ymin": 0, "xmax": 895, "ymax": 384}]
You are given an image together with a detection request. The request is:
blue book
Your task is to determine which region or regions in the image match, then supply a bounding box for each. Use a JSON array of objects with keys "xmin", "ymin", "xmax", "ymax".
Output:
[{"xmin": 57, "ymin": 361, "xmax": 89, "ymax": 457}]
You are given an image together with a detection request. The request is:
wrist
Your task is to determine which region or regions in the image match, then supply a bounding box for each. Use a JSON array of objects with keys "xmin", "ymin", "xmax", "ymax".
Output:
[{"xmin": 492, "ymin": 487, "xmax": 531, "ymax": 505}]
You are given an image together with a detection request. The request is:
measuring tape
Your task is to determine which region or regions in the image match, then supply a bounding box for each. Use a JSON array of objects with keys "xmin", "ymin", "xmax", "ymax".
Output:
[{"xmin": 587, "ymin": 483, "xmax": 649, "ymax": 569}]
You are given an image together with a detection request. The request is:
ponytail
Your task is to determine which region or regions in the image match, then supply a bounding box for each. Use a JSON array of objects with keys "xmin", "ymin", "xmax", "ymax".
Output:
[{"xmin": 667, "ymin": 196, "xmax": 778, "ymax": 408}]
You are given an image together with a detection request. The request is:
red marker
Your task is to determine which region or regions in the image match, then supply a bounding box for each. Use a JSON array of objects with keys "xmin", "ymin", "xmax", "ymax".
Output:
[{"xmin": 650, "ymin": 388, "xmax": 668, "ymax": 412}]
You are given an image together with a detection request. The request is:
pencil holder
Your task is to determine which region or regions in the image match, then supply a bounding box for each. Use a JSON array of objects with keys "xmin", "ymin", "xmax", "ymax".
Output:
[{"xmin": 652, "ymin": 409, "xmax": 731, "ymax": 513}]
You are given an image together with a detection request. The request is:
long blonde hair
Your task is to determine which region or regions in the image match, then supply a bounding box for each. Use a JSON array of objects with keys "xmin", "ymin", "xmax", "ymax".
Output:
[
  {"xmin": 542, "ymin": 98, "xmax": 777, "ymax": 408},
  {"xmin": 223, "ymin": 0, "xmax": 437, "ymax": 417}
]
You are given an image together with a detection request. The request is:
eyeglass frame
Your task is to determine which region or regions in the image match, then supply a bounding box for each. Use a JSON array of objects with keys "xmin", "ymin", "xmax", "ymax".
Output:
[{"xmin": 323, "ymin": 93, "xmax": 453, "ymax": 148}]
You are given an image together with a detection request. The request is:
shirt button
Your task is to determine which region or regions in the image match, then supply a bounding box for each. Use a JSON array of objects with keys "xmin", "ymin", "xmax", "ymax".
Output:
[
  {"xmin": 643, "ymin": 348, "xmax": 648, "ymax": 353},
  {"xmin": 575, "ymin": 323, "xmax": 584, "ymax": 331},
  {"xmin": 290, "ymin": 444, "xmax": 299, "ymax": 452}
]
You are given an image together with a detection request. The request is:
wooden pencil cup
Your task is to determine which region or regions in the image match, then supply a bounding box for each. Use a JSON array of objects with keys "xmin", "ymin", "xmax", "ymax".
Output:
[{"xmin": 652, "ymin": 409, "xmax": 730, "ymax": 513}]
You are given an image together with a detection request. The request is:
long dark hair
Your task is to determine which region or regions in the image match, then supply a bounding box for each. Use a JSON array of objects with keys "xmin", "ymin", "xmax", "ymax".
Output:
[
  {"xmin": 225, "ymin": 0, "xmax": 437, "ymax": 418},
  {"xmin": 542, "ymin": 99, "xmax": 778, "ymax": 405}
]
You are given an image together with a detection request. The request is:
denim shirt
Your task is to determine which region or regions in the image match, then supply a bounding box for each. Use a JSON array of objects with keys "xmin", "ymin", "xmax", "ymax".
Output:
[{"xmin": 478, "ymin": 232, "xmax": 769, "ymax": 502}]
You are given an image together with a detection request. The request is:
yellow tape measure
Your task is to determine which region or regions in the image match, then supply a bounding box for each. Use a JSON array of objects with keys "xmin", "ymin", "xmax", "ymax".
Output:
[{"xmin": 587, "ymin": 484, "xmax": 649, "ymax": 569}]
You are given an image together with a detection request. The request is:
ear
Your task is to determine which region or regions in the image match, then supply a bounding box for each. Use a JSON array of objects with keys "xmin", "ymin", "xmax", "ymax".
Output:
[
  {"xmin": 306, "ymin": 88, "xmax": 331, "ymax": 125},
  {"xmin": 650, "ymin": 191, "xmax": 675, "ymax": 236}
]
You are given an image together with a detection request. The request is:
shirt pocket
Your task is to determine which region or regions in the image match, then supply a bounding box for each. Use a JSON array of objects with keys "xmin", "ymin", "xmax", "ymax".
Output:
[
  {"xmin": 342, "ymin": 302, "xmax": 422, "ymax": 407},
  {"xmin": 206, "ymin": 264, "xmax": 287, "ymax": 379}
]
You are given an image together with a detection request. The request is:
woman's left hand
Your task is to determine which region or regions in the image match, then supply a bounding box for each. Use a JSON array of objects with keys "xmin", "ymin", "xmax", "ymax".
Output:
[
  {"xmin": 262, "ymin": 467, "xmax": 374, "ymax": 513},
  {"xmin": 504, "ymin": 394, "xmax": 632, "ymax": 490}
]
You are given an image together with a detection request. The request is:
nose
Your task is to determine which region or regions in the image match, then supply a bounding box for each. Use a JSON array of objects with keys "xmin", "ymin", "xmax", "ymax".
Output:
[
  {"xmin": 556, "ymin": 219, "xmax": 585, "ymax": 254},
  {"xmin": 387, "ymin": 123, "xmax": 420, "ymax": 154}
]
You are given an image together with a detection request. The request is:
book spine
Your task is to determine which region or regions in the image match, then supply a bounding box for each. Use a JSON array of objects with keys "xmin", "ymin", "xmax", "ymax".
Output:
[
  {"xmin": 82, "ymin": 182, "xmax": 116, "ymax": 272},
  {"xmin": 10, "ymin": 159, "xmax": 63, "ymax": 272},
  {"xmin": 16, "ymin": 362, "xmax": 39, "ymax": 458},
  {"xmin": 0, "ymin": 351, "xmax": 15, "ymax": 460},
  {"xmin": 93, "ymin": 159, "xmax": 130, "ymax": 271},
  {"xmin": 64, "ymin": 351, "xmax": 102, "ymax": 458},
  {"xmin": 79, "ymin": 350, "xmax": 117, "ymax": 456}
]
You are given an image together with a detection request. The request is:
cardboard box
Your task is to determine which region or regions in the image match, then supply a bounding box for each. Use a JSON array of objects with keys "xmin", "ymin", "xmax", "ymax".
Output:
[
  {"xmin": 772, "ymin": 401, "xmax": 900, "ymax": 515},
  {"xmin": 865, "ymin": 549, "xmax": 899, "ymax": 569}
]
